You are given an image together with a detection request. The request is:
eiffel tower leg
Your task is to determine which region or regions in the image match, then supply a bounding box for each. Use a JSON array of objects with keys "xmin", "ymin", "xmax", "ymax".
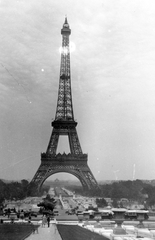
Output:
[
  {"xmin": 31, "ymin": 162, "xmax": 50, "ymax": 189},
  {"xmin": 77, "ymin": 165, "xmax": 99, "ymax": 190},
  {"xmin": 68, "ymin": 128, "xmax": 83, "ymax": 154},
  {"xmin": 46, "ymin": 129, "xmax": 59, "ymax": 155}
]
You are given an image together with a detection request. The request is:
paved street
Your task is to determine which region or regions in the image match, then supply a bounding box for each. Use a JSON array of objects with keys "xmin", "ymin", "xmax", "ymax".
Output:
[{"xmin": 25, "ymin": 220, "xmax": 62, "ymax": 240}]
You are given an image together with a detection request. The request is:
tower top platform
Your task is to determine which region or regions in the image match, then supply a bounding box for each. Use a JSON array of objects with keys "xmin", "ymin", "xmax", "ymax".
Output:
[{"xmin": 61, "ymin": 17, "xmax": 71, "ymax": 35}]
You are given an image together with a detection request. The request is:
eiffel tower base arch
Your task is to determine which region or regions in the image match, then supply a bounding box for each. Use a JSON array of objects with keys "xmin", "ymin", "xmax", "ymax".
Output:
[{"xmin": 31, "ymin": 153, "xmax": 99, "ymax": 192}]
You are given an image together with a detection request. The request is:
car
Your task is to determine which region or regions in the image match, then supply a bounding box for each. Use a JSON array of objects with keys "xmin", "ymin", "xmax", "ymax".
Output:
[
  {"xmin": 23, "ymin": 210, "xmax": 38, "ymax": 218},
  {"xmin": 53, "ymin": 209, "xmax": 59, "ymax": 216}
]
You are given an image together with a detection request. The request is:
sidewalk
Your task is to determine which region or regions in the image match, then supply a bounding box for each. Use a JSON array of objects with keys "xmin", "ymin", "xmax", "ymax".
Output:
[{"xmin": 25, "ymin": 220, "xmax": 62, "ymax": 240}]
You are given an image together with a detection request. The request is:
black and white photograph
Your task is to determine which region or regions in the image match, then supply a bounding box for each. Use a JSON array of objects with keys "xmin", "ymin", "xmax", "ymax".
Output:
[{"xmin": 0, "ymin": 0, "xmax": 155, "ymax": 239}]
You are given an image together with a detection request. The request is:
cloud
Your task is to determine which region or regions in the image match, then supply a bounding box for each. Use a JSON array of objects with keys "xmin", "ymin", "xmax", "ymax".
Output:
[{"xmin": 0, "ymin": 0, "xmax": 155, "ymax": 181}]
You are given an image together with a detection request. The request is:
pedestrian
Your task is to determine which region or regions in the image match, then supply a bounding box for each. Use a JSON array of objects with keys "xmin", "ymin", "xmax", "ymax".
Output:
[
  {"xmin": 20, "ymin": 210, "xmax": 24, "ymax": 221},
  {"xmin": 28, "ymin": 214, "xmax": 31, "ymax": 223},
  {"xmin": 17, "ymin": 210, "xmax": 20, "ymax": 219},
  {"xmin": 42, "ymin": 215, "xmax": 47, "ymax": 227},
  {"xmin": 7, "ymin": 208, "xmax": 11, "ymax": 218},
  {"xmin": 47, "ymin": 215, "xmax": 50, "ymax": 227},
  {"xmin": 10, "ymin": 211, "xmax": 16, "ymax": 223}
]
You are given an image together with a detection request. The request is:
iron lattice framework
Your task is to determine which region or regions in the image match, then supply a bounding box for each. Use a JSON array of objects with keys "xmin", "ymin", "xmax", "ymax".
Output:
[{"xmin": 31, "ymin": 18, "xmax": 99, "ymax": 191}]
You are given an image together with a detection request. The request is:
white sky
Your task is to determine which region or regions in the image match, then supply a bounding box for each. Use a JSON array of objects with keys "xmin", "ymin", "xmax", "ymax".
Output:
[{"xmin": 0, "ymin": 0, "xmax": 155, "ymax": 181}]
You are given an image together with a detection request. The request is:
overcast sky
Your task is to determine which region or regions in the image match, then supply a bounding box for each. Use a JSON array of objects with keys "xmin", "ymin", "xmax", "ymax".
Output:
[{"xmin": 1, "ymin": 0, "xmax": 155, "ymax": 182}]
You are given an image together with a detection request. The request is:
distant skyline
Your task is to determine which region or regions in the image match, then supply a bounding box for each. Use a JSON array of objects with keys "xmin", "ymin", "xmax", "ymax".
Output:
[{"xmin": 1, "ymin": 0, "xmax": 155, "ymax": 182}]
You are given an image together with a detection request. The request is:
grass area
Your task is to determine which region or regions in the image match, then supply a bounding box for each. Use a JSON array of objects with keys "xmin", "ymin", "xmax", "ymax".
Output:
[
  {"xmin": 0, "ymin": 223, "xmax": 39, "ymax": 240},
  {"xmin": 57, "ymin": 224, "xmax": 109, "ymax": 240}
]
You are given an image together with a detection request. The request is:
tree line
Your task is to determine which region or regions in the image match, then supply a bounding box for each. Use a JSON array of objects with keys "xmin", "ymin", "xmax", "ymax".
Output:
[
  {"xmin": 66, "ymin": 179, "xmax": 155, "ymax": 208},
  {"xmin": 0, "ymin": 179, "xmax": 47, "ymax": 206},
  {"xmin": 1, "ymin": 179, "xmax": 155, "ymax": 209}
]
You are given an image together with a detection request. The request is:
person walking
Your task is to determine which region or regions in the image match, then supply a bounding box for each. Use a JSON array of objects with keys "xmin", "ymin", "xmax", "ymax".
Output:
[
  {"xmin": 47, "ymin": 215, "xmax": 50, "ymax": 228},
  {"xmin": 20, "ymin": 210, "xmax": 24, "ymax": 221},
  {"xmin": 42, "ymin": 215, "xmax": 47, "ymax": 227},
  {"xmin": 28, "ymin": 213, "xmax": 31, "ymax": 223}
]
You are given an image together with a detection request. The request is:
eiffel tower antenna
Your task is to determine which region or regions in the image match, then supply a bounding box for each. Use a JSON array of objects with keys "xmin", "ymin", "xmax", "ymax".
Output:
[{"xmin": 31, "ymin": 18, "xmax": 99, "ymax": 191}]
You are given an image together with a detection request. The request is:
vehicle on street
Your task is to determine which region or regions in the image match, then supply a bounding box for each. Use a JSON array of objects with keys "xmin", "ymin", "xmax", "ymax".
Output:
[{"xmin": 53, "ymin": 209, "xmax": 59, "ymax": 216}]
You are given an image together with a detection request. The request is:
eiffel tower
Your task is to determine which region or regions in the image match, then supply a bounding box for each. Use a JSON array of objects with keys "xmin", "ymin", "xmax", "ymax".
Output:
[{"xmin": 31, "ymin": 18, "xmax": 99, "ymax": 191}]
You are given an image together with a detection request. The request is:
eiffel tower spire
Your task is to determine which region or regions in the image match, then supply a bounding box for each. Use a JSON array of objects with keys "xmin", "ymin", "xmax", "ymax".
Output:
[{"xmin": 55, "ymin": 17, "xmax": 73, "ymax": 121}]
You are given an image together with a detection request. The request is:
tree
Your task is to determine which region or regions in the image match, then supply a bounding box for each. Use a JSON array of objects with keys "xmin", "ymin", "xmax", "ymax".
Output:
[
  {"xmin": 142, "ymin": 184, "xmax": 155, "ymax": 207},
  {"xmin": 112, "ymin": 199, "xmax": 118, "ymax": 208},
  {"xmin": 96, "ymin": 198, "xmax": 107, "ymax": 208}
]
